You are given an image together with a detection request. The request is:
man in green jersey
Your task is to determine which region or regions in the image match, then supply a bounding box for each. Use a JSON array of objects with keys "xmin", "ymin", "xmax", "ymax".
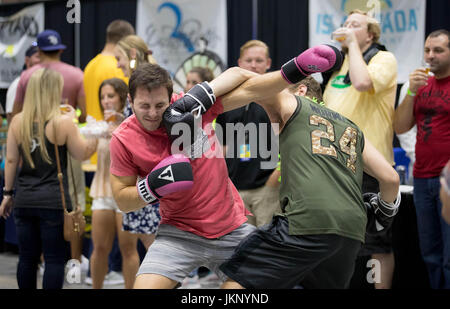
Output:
[
  {"xmin": 214, "ymin": 48, "xmax": 401, "ymax": 289},
  {"xmin": 163, "ymin": 44, "xmax": 400, "ymax": 289}
]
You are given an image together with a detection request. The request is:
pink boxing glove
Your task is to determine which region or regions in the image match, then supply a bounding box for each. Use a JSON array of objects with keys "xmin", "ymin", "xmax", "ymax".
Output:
[
  {"xmin": 137, "ymin": 154, "xmax": 194, "ymax": 204},
  {"xmin": 281, "ymin": 44, "xmax": 342, "ymax": 84}
]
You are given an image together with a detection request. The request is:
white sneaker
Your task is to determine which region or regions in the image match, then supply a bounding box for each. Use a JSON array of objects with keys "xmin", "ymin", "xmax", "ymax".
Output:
[
  {"xmin": 104, "ymin": 271, "xmax": 124, "ymax": 286},
  {"xmin": 179, "ymin": 275, "xmax": 202, "ymax": 289},
  {"xmin": 38, "ymin": 263, "xmax": 45, "ymax": 277},
  {"xmin": 80, "ymin": 255, "xmax": 89, "ymax": 274},
  {"xmin": 84, "ymin": 276, "xmax": 92, "ymax": 285}
]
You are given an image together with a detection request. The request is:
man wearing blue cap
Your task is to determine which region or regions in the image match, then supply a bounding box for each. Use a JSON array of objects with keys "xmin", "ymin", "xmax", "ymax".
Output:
[
  {"xmin": 5, "ymin": 43, "xmax": 40, "ymax": 124},
  {"xmin": 12, "ymin": 29, "xmax": 86, "ymax": 123}
]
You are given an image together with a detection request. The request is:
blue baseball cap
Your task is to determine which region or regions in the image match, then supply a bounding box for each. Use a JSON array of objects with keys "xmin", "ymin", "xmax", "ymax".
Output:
[{"xmin": 37, "ymin": 29, "xmax": 66, "ymax": 51}]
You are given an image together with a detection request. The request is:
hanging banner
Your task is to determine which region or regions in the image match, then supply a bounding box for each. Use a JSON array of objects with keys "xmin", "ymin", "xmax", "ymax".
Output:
[
  {"xmin": 136, "ymin": 0, "xmax": 227, "ymax": 93},
  {"xmin": 0, "ymin": 3, "xmax": 45, "ymax": 88},
  {"xmin": 309, "ymin": 0, "xmax": 426, "ymax": 83}
]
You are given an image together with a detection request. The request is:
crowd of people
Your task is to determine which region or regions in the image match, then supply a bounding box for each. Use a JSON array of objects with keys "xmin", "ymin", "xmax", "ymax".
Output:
[{"xmin": 0, "ymin": 10, "xmax": 449, "ymax": 290}]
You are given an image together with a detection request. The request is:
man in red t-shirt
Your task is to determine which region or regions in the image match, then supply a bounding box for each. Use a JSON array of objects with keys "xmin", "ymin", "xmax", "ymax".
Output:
[
  {"xmin": 394, "ymin": 29, "xmax": 450, "ymax": 289},
  {"xmin": 110, "ymin": 64, "xmax": 259, "ymax": 289}
]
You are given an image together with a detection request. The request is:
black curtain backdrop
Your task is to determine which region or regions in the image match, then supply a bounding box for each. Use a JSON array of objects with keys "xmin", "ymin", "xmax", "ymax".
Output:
[
  {"xmin": 1, "ymin": 0, "xmax": 450, "ymax": 109},
  {"xmin": 257, "ymin": 0, "xmax": 309, "ymax": 70},
  {"xmin": 227, "ymin": 0, "xmax": 253, "ymax": 68},
  {"xmin": 426, "ymin": 0, "xmax": 450, "ymax": 37},
  {"xmin": 79, "ymin": 0, "xmax": 136, "ymax": 70}
]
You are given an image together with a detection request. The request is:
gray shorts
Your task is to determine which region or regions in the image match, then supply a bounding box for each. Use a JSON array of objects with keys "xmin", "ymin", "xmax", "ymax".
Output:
[{"xmin": 137, "ymin": 223, "xmax": 256, "ymax": 283}]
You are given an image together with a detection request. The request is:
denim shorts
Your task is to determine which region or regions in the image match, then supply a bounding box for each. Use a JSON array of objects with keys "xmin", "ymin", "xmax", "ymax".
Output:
[{"xmin": 137, "ymin": 223, "xmax": 256, "ymax": 283}]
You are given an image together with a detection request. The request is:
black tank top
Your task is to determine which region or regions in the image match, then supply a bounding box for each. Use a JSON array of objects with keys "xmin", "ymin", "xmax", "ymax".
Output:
[{"xmin": 14, "ymin": 122, "xmax": 72, "ymax": 211}]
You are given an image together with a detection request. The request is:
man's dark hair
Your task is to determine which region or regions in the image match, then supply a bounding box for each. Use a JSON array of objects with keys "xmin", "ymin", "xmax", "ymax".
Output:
[
  {"xmin": 428, "ymin": 29, "xmax": 450, "ymax": 48},
  {"xmin": 289, "ymin": 76, "xmax": 324, "ymax": 103},
  {"xmin": 129, "ymin": 63, "xmax": 173, "ymax": 102},
  {"xmin": 106, "ymin": 20, "xmax": 135, "ymax": 44},
  {"xmin": 41, "ymin": 50, "xmax": 60, "ymax": 57}
]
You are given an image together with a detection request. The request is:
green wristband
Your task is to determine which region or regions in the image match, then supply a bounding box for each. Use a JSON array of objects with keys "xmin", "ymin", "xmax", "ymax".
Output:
[{"xmin": 407, "ymin": 88, "xmax": 416, "ymax": 97}]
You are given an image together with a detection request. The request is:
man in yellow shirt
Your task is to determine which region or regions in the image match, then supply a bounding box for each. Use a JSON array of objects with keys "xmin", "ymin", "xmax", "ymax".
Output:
[
  {"xmin": 323, "ymin": 10, "xmax": 397, "ymax": 289},
  {"xmin": 84, "ymin": 20, "xmax": 135, "ymax": 121}
]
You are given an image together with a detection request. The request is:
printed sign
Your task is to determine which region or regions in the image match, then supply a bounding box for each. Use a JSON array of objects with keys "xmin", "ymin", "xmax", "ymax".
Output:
[{"xmin": 309, "ymin": 0, "xmax": 426, "ymax": 83}]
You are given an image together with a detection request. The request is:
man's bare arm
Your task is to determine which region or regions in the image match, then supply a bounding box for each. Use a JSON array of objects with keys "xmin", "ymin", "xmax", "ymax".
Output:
[
  {"xmin": 347, "ymin": 41, "xmax": 373, "ymax": 92},
  {"xmin": 208, "ymin": 67, "xmax": 258, "ymax": 98},
  {"xmin": 77, "ymin": 95, "xmax": 87, "ymax": 123},
  {"xmin": 333, "ymin": 27, "xmax": 373, "ymax": 92},
  {"xmin": 110, "ymin": 173, "xmax": 147, "ymax": 213},
  {"xmin": 394, "ymin": 68, "xmax": 428, "ymax": 134},
  {"xmin": 218, "ymin": 44, "xmax": 341, "ymax": 113},
  {"xmin": 394, "ymin": 94, "xmax": 416, "ymax": 134},
  {"xmin": 362, "ymin": 137, "xmax": 399, "ymax": 203},
  {"xmin": 220, "ymin": 71, "xmax": 289, "ymax": 112}
]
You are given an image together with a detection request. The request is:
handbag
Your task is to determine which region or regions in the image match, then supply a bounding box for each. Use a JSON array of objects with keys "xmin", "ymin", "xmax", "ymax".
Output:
[{"xmin": 53, "ymin": 121, "xmax": 86, "ymax": 242}]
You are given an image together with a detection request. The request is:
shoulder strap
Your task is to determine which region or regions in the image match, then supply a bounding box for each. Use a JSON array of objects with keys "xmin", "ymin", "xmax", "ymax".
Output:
[
  {"xmin": 68, "ymin": 154, "xmax": 79, "ymax": 209},
  {"xmin": 53, "ymin": 118, "xmax": 69, "ymax": 213}
]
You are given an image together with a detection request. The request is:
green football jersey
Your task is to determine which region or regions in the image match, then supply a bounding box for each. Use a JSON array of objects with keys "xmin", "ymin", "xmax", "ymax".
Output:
[{"xmin": 279, "ymin": 96, "xmax": 367, "ymax": 243}]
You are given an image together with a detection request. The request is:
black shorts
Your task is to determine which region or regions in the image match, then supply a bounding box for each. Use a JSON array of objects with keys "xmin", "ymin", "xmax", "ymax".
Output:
[
  {"xmin": 360, "ymin": 173, "xmax": 393, "ymax": 255},
  {"xmin": 220, "ymin": 216, "xmax": 361, "ymax": 289}
]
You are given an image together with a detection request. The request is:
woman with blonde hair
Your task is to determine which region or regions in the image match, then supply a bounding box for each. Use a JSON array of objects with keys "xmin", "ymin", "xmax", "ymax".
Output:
[
  {"xmin": 0, "ymin": 68, "xmax": 97, "ymax": 289},
  {"xmin": 115, "ymin": 35, "xmax": 157, "ymax": 78},
  {"xmin": 114, "ymin": 34, "xmax": 157, "ymax": 119}
]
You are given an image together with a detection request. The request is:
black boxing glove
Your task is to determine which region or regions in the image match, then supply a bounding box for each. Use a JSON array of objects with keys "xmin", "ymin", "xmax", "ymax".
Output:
[
  {"xmin": 364, "ymin": 191, "xmax": 401, "ymax": 235},
  {"xmin": 170, "ymin": 82, "xmax": 216, "ymax": 116}
]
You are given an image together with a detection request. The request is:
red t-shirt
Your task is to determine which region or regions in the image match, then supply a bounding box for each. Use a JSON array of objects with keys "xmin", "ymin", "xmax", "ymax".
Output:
[
  {"xmin": 110, "ymin": 94, "xmax": 250, "ymax": 238},
  {"xmin": 15, "ymin": 62, "xmax": 85, "ymax": 110},
  {"xmin": 413, "ymin": 75, "xmax": 450, "ymax": 178}
]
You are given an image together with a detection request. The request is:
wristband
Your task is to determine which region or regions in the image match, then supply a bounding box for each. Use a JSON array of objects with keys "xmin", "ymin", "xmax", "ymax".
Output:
[
  {"xmin": 137, "ymin": 177, "xmax": 159, "ymax": 204},
  {"xmin": 281, "ymin": 58, "xmax": 307, "ymax": 84},
  {"xmin": 2, "ymin": 188, "xmax": 14, "ymax": 197},
  {"xmin": 377, "ymin": 191, "xmax": 401, "ymax": 217},
  {"xmin": 407, "ymin": 88, "xmax": 416, "ymax": 97}
]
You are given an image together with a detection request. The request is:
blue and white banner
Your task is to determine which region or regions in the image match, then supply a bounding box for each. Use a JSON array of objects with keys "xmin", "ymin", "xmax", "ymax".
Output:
[
  {"xmin": 0, "ymin": 3, "xmax": 44, "ymax": 88},
  {"xmin": 137, "ymin": 0, "xmax": 227, "ymax": 92},
  {"xmin": 309, "ymin": 0, "xmax": 426, "ymax": 83}
]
